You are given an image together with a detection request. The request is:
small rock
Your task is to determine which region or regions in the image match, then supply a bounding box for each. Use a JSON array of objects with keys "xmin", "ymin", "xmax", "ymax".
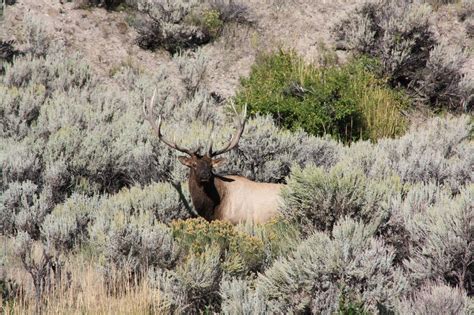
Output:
[
  {"xmin": 47, "ymin": 8, "xmax": 58, "ymax": 17},
  {"xmin": 117, "ymin": 22, "xmax": 128, "ymax": 35}
]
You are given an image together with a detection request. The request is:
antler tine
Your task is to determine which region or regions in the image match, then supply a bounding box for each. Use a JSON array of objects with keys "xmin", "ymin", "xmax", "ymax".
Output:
[
  {"xmin": 208, "ymin": 121, "xmax": 216, "ymax": 156},
  {"xmin": 143, "ymin": 89, "xmax": 195, "ymax": 156},
  {"xmin": 210, "ymin": 104, "xmax": 247, "ymax": 157}
]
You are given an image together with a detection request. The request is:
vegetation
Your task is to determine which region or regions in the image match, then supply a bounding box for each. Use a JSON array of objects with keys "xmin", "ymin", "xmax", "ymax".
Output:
[
  {"xmin": 134, "ymin": 0, "xmax": 252, "ymax": 53},
  {"xmin": 235, "ymin": 51, "xmax": 408, "ymax": 142},
  {"xmin": 73, "ymin": 0, "xmax": 133, "ymax": 10},
  {"xmin": 424, "ymin": 0, "xmax": 462, "ymax": 9},
  {"xmin": 1, "ymin": 1, "xmax": 473, "ymax": 313},
  {"xmin": 334, "ymin": 0, "xmax": 472, "ymax": 111},
  {"xmin": 172, "ymin": 218, "xmax": 264, "ymax": 276}
]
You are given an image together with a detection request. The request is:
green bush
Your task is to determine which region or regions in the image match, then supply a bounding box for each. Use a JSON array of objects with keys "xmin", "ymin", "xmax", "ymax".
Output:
[
  {"xmin": 200, "ymin": 9, "xmax": 224, "ymax": 38},
  {"xmin": 235, "ymin": 51, "xmax": 408, "ymax": 142},
  {"xmin": 236, "ymin": 219, "xmax": 302, "ymax": 268},
  {"xmin": 171, "ymin": 218, "xmax": 264, "ymax": 276}
]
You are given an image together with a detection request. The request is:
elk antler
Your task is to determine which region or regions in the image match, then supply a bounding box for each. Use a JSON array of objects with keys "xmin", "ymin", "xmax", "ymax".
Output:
[
  {"xmin": 143, "ymin": 89, "xmax": 197, "ymax": 156},
  {"xmin": 208, "ymin": 103, "xmax": 247, "ymax": 157}
]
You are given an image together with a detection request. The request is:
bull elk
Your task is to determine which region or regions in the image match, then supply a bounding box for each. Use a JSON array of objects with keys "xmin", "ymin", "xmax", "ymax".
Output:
[{"xmin": 143, "ymin": 92, "xmax": 283, "ymax": 224}]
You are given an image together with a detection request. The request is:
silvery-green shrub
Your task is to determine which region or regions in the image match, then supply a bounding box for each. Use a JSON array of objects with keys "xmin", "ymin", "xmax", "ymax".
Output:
[
  {"xmin": 0, "ymin": 84, "xmax": 46, "ymax": 140},
  {"xmin": 88, "ymin": 182, "xmax": 187, "ymax": 281},
  {"xmin": 104, "ymin": 220, "xmax": 180, "ymax": 273},
  {"xmin": 419, "ymin": 41, "xmax": 471, "ymax": 110},
  {"xmin": 396, "ymin": 283, "xmax": 470, "ymax": 315},
  {"xmin": 208, "ymin": 0, "xmax": 252, "ymax": 25},
  {"xmin": 334, "ymin": 0, "xmax": 434, "ymax": 84},
  {"xmin": 1, "ymin": 180, "xmax": 55, "ymax": 239},
  {"xmin": 2, "ymin": 50, "xmax": 93, "ymax": 92},
  {"xmin": 404, "ymin": 185, "xmax": 473, "ymax": 292},
  {"xmin": 1, "ymin": 180, "xmax": 37, "ymax": 235},
  {"xmin": 91, "ymin": 210, "xmax": 181, "ymax": 289},
  {"xmin": 378, "ymin": 182, "xmax": 452, "ymax": 263},
  {"xmin": 14, "ymin": 189, "xmax": 55, "ymax": 240},
  {"xmin": 42, "ymin": 159, "xmax": 70, "ymax": 204},
  {"xmin": 1, "ymin": 141, "xmax": 41, "ymax": 185},
  {"xmin": 23, "ymin": 15, "xmax": 50, "ymax": 57},
  {"xmin": 341, "ymin": 115, "xmax": 473, "ymax": 193},
  {"xmin": 134, "ymin": 0, "xmax": 252, "ymax": 53},
  {"xmin": 148, "ymin": 245, "xmax": 222, "ymax": 313},
  {"xmin": 220, "ymin": 279, "xmax": 273, "ymax": 315},
  {"xmin": 377, "ymin": 115, "xmax": 473, "ymax": 192},
  {"xmin": 281, "ymin": 163, "xmax": 398, "ymax": 235},
  {"xmin": 256, "ymin": 218, "xmax": 408, "ymax": 314},
  {"xmin": 134, "ymin": 0, "xmax": 208, "ymax": 53},
  {"xmin": 334, "ymin": 0, "xmax": 470, "ymax": 110},
  {"xmin": 92, "ymin": 181, "xmax": 192, "ymax": 225},
  {"xmin": 224, "ymin": 116, "xmax": 342, "ymax": 183},
  {"xmin": 41, "ymin": 194, "xmax": 101, "ymax": 254}
]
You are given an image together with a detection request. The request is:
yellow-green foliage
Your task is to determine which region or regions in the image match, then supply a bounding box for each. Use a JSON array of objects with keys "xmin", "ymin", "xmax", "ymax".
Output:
[
  {"xmin": 187, "ymin": 8, "xmax": 224, "ymax": 39},
  {"xmin": 202, "ymin": 9, "xmax": 223, "ymax": 38},
  {"xmin": 237, "ymin": 219, "xmax": 302, "ymax": 267},
  {"xmin": 171, "ymin": 218, "xmax": 264, "ymax": 276}
]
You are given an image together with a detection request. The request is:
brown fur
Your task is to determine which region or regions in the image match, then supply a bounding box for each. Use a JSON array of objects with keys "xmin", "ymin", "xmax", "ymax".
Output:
[
  {"xmin": 143, "ymin": 100, "xmax": 281, "ymax": 224},
  {"xmin": 187, "ymin": 168, "xmax": 223, "ymax": 221},
  {"xmin": 185, "ymin": 157, "xmax": 283, "ymax": 224}
]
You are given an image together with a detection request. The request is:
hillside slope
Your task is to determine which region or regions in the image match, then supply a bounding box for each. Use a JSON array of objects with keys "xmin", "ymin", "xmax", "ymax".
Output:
[{"xmin": 3, "ymin": 0, "xmax": 470, "ymax": 97}]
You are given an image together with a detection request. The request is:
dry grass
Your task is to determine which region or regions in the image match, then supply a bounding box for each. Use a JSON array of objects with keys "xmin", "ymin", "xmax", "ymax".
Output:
[
  {"xmin": 357, "ymin": 87, "xmax": 409, "ymax": 141},
  {"xmin": 425, "ymin": 0, "xmax": 461, "ymax": 10},
  {"xmin": 1, "ymin": 245, "xmax": 163, "ymax": 315}
]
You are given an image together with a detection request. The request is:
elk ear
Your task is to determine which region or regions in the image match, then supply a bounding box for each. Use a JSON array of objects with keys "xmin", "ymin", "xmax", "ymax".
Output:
[
  {"xmin": 212, "ymin": 157, "xmax": 227, "ymax": 168},
  {"xmin": 178, "ymin": 156, "xmax": 193, "ymax": 167}
]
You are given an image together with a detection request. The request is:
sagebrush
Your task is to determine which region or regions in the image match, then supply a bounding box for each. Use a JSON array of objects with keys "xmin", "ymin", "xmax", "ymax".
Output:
[{"xmin": 1, "ymin": 11, "xmax": 473, "ymax": 314}]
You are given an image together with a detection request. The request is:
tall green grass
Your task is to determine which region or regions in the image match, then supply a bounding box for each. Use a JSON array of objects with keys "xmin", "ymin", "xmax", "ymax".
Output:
[{"xmin": 235, "ymin": 50, "xmax": 409, "ymax": 142}]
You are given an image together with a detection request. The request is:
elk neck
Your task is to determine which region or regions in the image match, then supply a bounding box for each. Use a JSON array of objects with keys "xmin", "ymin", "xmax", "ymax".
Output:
[{"xmin": 187, "ymin": 169, "xmax": 226, "ymax": 221}]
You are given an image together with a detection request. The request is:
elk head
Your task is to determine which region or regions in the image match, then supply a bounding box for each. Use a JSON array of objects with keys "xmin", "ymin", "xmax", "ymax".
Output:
[{"xmin": 143, "ymin": 90, "xmax": 247, "ymax": 184}]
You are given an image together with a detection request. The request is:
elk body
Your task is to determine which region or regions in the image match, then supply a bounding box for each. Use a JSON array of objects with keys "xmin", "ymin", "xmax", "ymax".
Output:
[{"xmin": 144, "ymin": 94, "xmax": 283, "ymax": 224}]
